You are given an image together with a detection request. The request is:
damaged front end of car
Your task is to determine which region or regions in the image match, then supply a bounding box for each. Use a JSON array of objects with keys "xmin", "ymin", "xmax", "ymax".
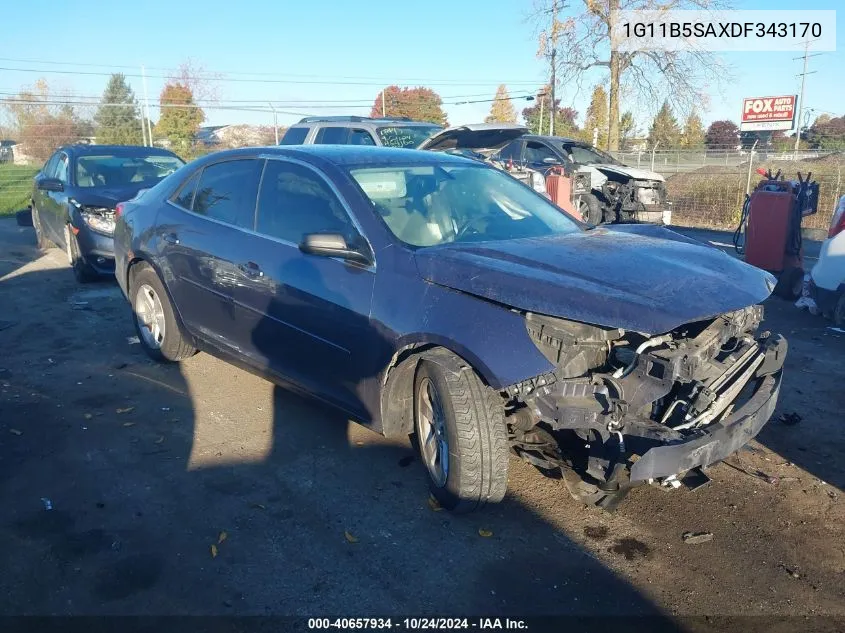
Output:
[
  {"xmin": 503, "ymin": 305, "xmax": 786, "ymax": 509},
  {"xmin": 600, "ymin": 174, "xmax": 671, "ymax": 225}
]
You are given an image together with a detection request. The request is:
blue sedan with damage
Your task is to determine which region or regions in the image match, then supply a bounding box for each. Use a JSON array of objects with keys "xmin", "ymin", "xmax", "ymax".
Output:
[
  {"xmin": 113, "ymin": 145, "xmax": 787, "ymax": 512},
  {"xmin": 31, "ymin": 144, "xmax": 184, "ymax": 282}
]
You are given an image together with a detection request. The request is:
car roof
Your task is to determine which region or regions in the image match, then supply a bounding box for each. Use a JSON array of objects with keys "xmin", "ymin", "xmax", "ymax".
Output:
[
  {"xmin": 57, "ymin": 144, "xmax": 181, "ymax": 158},
  {"xmin": 199, "ymin": 145, "xmax": 479, "ymax": 168},
  {"xmin": 290, "ymin": 117, "xmax": 440, "ymax": 129}
]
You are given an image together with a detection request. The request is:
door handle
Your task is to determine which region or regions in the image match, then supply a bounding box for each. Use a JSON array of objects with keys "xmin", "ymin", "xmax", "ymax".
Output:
[
  {"xmin": 163, "ymin": 233, "xmax": 180, "ymax": 245},
  {"xmin": 238, "ymin": 261, "xmax": 264, "ymax": 278}
]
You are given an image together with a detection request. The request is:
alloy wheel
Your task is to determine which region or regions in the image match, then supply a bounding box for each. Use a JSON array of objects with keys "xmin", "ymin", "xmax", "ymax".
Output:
[
  {"xmin": 416, "ymin": 377, "xmax": 449, "ymax": 487},
  {"xmin": 134, "ymin": 283, "xmax": 166, "ymax": 350}
]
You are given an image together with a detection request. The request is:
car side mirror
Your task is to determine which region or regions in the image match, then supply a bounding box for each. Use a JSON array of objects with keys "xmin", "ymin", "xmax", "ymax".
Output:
[
  {"xmin": 299, "ymin": 233, "xmax": 371, "ymax": 266},
  {"xmin": 37, "ymin": 178, "xmax": 64, "ymax": 192},
  {"xmin": 542, "ymin": 156, "xmax": 561, "ymax": 165}
]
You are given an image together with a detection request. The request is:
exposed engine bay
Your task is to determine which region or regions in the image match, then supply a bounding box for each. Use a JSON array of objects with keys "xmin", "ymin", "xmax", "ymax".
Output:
[
  {"xmin": 599, "ymin": 172, "xmax": 669, "ymax": 223},
  {"xmin": 503, "ymin": 305, "xmax": 787, "ymax": 508},
  {"xmin": 577, "ymin": 164, "xmax": 671, "ymax": 225}
]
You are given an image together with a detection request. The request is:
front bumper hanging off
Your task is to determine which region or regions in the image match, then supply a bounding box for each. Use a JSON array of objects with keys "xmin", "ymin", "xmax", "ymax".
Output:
[{"xmin": 630, "ymin": 370, "xmax": 782, "ymax": 482}]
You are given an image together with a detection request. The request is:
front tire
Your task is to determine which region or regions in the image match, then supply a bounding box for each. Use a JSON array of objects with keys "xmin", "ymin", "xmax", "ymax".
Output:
[
  {"xmin": 413, "ymin": 349, "xmax": 508, "ymax": 513},
  {"xmin": 130, "ymin": 263, "xmax": 196, "ymax": 362},
  {"xmin": 833, "ymin": 291, "xmax": 845, "ymax": 328},
  {"xmin": 576, "ymin": 193, "xmax": 603, "ymax": 225},
  {"xmin": 64, "ymin": 224, "xmax": 96, "ymax": 283}
]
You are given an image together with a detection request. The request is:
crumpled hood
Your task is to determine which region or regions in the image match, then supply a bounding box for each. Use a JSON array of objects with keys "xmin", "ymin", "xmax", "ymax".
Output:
[
  {"xmin": 414, "ymin": 226, "xmax": 775, "ymax": 335},
  {"xmin": 592, "ymin": 164, "xmax": 665, "ymax": 182},
  {"xmin": 418, "ymin": 123, "xmax": 528, "ymax": 158},
  {"xmin": 73, "ymin": 183, "xmax": 150, "ymax": 208}
]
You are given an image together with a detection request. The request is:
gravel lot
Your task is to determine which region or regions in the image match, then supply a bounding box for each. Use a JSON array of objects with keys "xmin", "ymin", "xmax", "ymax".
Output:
[{"xmin": 1, "ymin": 217, "xmax": 843, "ymax": 628}]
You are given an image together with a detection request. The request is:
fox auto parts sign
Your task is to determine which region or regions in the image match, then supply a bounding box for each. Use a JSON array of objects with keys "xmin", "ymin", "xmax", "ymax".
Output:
[{"xmin": 741, "ymin": 95, "xmax": 796, "ymax": 131}]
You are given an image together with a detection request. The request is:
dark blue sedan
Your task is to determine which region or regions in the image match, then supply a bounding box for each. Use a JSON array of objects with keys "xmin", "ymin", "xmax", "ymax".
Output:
[
  {"xmin": 113, "ymin": 145, "xmax": 785, "ymax": 512},
  {"xmin": 31, "ymin": 144, "xmax": 184, "ymax": 282}
]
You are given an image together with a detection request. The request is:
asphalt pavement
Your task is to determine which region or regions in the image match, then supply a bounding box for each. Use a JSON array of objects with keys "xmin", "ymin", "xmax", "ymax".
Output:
[{"xmin": 0, "ymin": 217, "xmax": 843, "ymax": 628}]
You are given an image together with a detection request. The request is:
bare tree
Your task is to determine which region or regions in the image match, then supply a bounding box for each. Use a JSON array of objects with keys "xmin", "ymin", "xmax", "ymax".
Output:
[
  {"xmin": 1, "ymin": 79, "xmax": 89, "ymax": 162},
  {"xmin": 173, "ymin": 59, "xmax": 222, "ymax": 105},
  {"xmin": 532, "ymin": 0, "xmax": 731, "ymax": 150}
]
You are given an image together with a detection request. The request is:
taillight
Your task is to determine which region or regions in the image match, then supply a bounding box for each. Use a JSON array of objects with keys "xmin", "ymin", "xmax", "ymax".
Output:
[
  {"xmin": 115, "ymin": 202, "xmax": 125, "ymax": 218},
  {"xmin": 829, "ymin": 195, "xmax": 845, "ymax": 238}
]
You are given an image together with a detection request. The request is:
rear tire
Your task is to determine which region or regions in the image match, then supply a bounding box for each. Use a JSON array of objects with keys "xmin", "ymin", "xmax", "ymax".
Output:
[
  {"xmin": 32, "ymin": 206, "xmax": 54, "ymax": 249},
  {"xmin": 130, "ymin": 263, "xmax": 196, "ymax": 363},
  {"xmin": 64, "ymin": 224, "xmax": 96, "ymax": 283},
  {"xmin": 576, "ymin": 193, "xmax": 603, "ymax": 225},
  {"xmin": 413, "ymin": 349, "xmax": 508, "ymax": 513}
]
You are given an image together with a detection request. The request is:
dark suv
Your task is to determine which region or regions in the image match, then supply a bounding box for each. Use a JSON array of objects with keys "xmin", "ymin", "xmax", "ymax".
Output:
[{"xmin": 280, "ymin": 116, "xmax": 442, "ymax": 149}]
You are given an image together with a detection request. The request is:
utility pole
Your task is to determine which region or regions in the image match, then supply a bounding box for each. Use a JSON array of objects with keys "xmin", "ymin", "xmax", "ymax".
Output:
[
  {"xmin": 141, "ymin": 65, "xmax": 153, "ymax": 148},
  {"xmin": 140, "ymin": 110, "xmax": 147, "ymax": 147},
  {"xmin": 538, "ymin": 92, "xmax": 545, "ymax": 136},
  {"xmin": 793, "ymin": 41, "xmax": 821, "ymax": 151},
  {"xmin": 268, "ymin": 103, "xmax": 279, "ymax": 144},
  {"xmin": 548, "ymin": 0, "xmax": 559, "ymax": 136},
  {"xmin": 381, "ymin": 89, "xmax": 386, "ymax": 117}
]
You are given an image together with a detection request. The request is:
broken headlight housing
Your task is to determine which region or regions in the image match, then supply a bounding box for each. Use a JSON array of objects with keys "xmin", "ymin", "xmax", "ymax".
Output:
[{"xmin": 70, "ymin": 199, "xmax": 116, "ymax": 235}]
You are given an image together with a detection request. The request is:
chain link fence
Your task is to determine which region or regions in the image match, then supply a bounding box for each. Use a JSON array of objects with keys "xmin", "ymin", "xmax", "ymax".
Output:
[
  {"xmin": 3, "ymin": 138, "xmax": 843, "ymax": 233},
  {"xmin": 609, "ymin": 149, "xmax": 843, "ymax": 232}
]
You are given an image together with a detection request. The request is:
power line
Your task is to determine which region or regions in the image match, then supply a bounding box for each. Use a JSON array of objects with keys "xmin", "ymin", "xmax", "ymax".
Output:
[
  {"xmin": 0, "ymin": 64, "xmax": 542, "ymax": 87},
  {"xmin": 0, "ymin": 89, "xmax": 534, "ymax": 106},
  {"xmin": 0, "ymin": 56, "xmax": 543, "ymax": 85}
]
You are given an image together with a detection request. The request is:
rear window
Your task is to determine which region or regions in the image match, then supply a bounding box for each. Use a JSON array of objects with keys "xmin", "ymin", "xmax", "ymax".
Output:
[
  {"xmin": 191, "ymin": 159, "xmax": 262, "ymax": 229},
  {"xmin": 314, "ymin": 127, "xmax": 349, "ymax": 144},
  {"xmin": 376, "ymin": 125, "xmax": 442, "ymax": 149},
  {"xmin": 279, "ymin": 127, "xmax": 309, "ymax": 145}
]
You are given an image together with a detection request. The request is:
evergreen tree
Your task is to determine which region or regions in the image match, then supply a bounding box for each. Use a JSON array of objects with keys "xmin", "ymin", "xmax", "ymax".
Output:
[
  {"xmin": 94, "ymin": 74, "xmax": 143, "ymax": 145},
  {"xmin": 619, "ymin": 111, "xmax": 636, "ymax": 149},
  {"xmin": 485, "ymin": 85, "xmax": 517, "ymax": 123},
  {"xmin": 583, "ymin": 85, "xmax": 608, "ymax": 148},
  {"xmin": 648, "ymin": 101, "xmax": 682, "ymax": 148},
  {"xmin": 681, "ymin": 112, "xmax": 705, "ymax": 148}
]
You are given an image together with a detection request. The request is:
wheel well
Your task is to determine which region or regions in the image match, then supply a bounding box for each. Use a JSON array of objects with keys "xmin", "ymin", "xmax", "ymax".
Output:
[
  {"xmin": 380, "ymin": 343, "xmax": 498, "ymax": 439},
  {"xmin": 126, "ymin": 257, "xmax": 151, "ymax": 295}
]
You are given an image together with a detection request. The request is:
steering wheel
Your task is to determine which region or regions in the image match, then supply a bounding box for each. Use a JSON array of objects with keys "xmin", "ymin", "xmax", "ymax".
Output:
[{"xmin": 453, "ymin": 216, "xmax": 485, "ymax": 241}]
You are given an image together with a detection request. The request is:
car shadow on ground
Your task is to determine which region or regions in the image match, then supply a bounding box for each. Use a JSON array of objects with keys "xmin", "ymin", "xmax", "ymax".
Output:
[{"xmin": 0, "ymin": 218, "xmax": 683, "ymax": 630}]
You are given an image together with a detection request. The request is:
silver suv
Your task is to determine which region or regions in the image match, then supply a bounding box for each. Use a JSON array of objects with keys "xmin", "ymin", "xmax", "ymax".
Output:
[
  {"xmin": 279, "ymin": 116, "xmax": 442, "ymax": 149},
  {"xmin": 280, "ymin": 117, "xmax": 548, "ymax": 197}
]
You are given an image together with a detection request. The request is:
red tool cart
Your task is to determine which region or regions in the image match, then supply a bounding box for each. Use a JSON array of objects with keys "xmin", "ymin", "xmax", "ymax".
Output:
[
  {"xmin": 545, "ymin": 166, "xmax": 591, "ymax": 222},
  {"xmin": 734, "ymin": 169, "xmax": 819, "ymax": 300}
]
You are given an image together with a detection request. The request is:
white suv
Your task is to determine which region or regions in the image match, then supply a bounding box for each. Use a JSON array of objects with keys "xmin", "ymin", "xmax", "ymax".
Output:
[{"xmin": 811, "ymin": 194, "xmax": 845, "ymax": 325}]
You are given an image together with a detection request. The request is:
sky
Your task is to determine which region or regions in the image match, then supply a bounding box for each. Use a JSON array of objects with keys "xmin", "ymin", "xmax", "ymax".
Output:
[{"xmin": 0, "ymin": 0, "xmax": 842, "ymax": 136}]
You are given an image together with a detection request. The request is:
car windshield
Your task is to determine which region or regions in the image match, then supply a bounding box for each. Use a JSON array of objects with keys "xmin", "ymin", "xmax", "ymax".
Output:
[
  {"xmin": 75, "ymin": 154, "xmax": 184, "ymax": 188},
  {"xmin": 376, "ymin": 125, "xmax": 442, "ymax": 149},
  {"xmin": 350, "ymin": 163, "xmax": 580, "ymax": 247},
  {"xmin": 556, "ymin": 142, "xmax": 621, "ymax": 166}
]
